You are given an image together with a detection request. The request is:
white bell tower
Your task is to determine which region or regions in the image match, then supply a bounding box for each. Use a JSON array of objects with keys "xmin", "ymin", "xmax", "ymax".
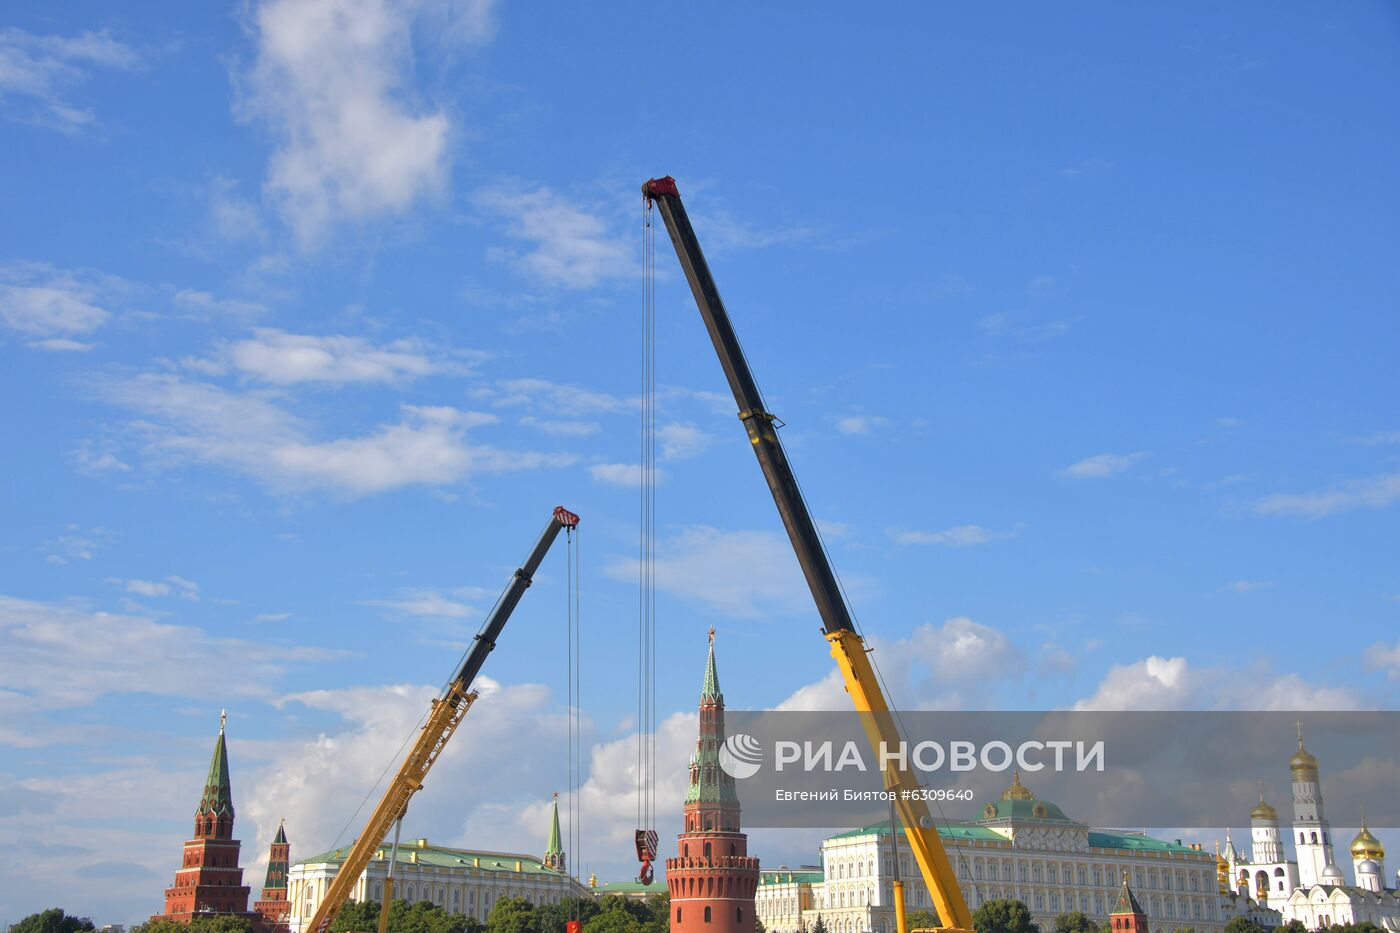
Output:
[{"xmin": 1291, "ymin": 722, "xmax": 1334, "ymax": 888}]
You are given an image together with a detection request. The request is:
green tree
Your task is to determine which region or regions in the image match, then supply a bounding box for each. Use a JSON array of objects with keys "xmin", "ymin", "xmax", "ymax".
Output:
[
  {"xmin": 330, "ymin": 900, "xmax": 381, "ymax": 933},
  {"xmin": 972, "ymin": 899, "xmax": 1040, "ymax": 933},
  {"xmin": 906, "ymin": 910, "xmax": 942, "ymax": 932},
  {"xmin": 1222, "ymin": 918, "xmax": 1264, "ymax": 933},
  {"xmin": 754, "ymin": 918, "xmax": 766, "ymax": 933},
  {"xmin": 809, "ymin": 915, "xmax": 829, "ymax": 933},
  {"xmin": 1279, "ymin": 922, "xmax": 1307, "ymax": 933},
  {"xmin": 134, "ymin": 918, "xmax": 253, "ymax": 933},
  {"xmin": 581, "ymin": 911, "xmax": 642, "ymax": 933},
  {"xmin": 1052, "ymin": 913, "xmax": 1097, "ymax": 933},
  {"xmin": 12, "ymin": 910, "xmax": 95, "ymax": 933},
  {"xmin": 488, "ymin": 897, "xmax": 538, "ymax": 933},
  {"xmin": 536, "ymin": 897, "xmax": 599, "ymax": 933}
]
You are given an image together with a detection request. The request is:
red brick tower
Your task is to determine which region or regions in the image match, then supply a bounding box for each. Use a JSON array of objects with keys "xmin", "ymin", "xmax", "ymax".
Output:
[
  {"xmin": 1110, "ymin": 873, "xmax": 1149, "ymax": 933},
  {"xmin": 253, "ymin": 820, "xmax": 291, "ymax": 932},
  {"xmin": 666, "ymin": 630, "xmax": 758, "ymax": 933},
  {"xmin": 157, "ymin": 712, "xmax": 257, "ymax": 924}
]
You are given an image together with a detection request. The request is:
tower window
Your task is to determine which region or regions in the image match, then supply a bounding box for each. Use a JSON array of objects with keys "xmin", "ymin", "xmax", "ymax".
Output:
[
  {"xmin": 704, "ymin": 907, "xmax": 712, "ymax": 923},
  {"xmin": 738, "ymin": 909, "xmax": 744, "ymax": 922},
  {"xmin": 677, "ymin": 910, "xmax": 682, "ymax": 922}
]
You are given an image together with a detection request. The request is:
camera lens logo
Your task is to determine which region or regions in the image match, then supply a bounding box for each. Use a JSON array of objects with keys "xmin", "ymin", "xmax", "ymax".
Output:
[{"xmin": 719, "ymin": 733, "xmax": 763, "ymax": 779}]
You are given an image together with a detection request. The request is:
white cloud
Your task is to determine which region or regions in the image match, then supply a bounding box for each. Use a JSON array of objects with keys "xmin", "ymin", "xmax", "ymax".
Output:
[
  {"xmin": 606, "ymin": 526, "xmax": 807, "ymax": 620},
  {"xmin": 909, "ymin": 616, "xmax": 1022, "ymax": 685},
  {"xmin": 41, "ymin": 524, "xmax": 114, "ymax": 564},
  {"xmin": 473, "ymin": 185, "xmax": 634, "ymax": 289},
  {"xmin": 1366, "ymin": 639, "xmax": 1400, "ymax": 680},
  {"xmin": 0, "ymin": 594, "xmax": 344, "ymax": 712},
  {"xmin": 118, "ymin": 579, "xmax": 171, "ymax": 598},
  {"xmin": 589, "ymin": 463, "xmax": 664, "ymax": 487},
  {"xmin": 1073, "ymin": 655, "xmax": 1362, "ymax": 711},
  {"xmin": 1229, "ymin": 579, "xmax": 1271, "ymax": 593},
  {"xmin": 1039, "ymin": 642, "xmax": 1076, "ymax": 674},
  {"xmin": 1352, "ymin": 430, "xmax": 1400, "ymax": 446},
  {"xmin": 519, "ymin": 416, "xmax": 600, "ymax": 437},
  {"xmin": 491, "ymin": 377, "xmax": 633, "ymax": 416},
  {"xmin": 834, "ymin": 415, "xmax": 888, "ymax": 436},
  {"xmin": 891, "ymin": 524, "xmax": 1018, "ymax": 547},
  {"xmin": 0, "ymin": 27, "xmax": 138, "ymax": 132},
  {"xmin": 241, "ymin": 0, "xmax": 493, "ymax": 244},
  {"xmin": 98, "ymin": 373, "xmax": 570, "ymax": 497},
  {"xmin": 211, "ymin": 328, "xmax": 461, "ymax": 385},
  {"xmin": 362, "ymin": 588, "xmax": 476, "ymax": 620},
  {"xmin": 1254, "ymin": 472, "xmax": 1400, "ymax": 519},
  {"xmin": 172, "ymin": 289, "xmax": 266, "ymax": 319},
  {"xmin": 1059, "ymin": 451, "xmax": 1145, "ymax": 479},
  {"xmin": 657, "ymin": 422, "xmax": 711, "ymax": 461},
  {"xmin": 0, "ymin": 262, "xmax": 113, "ymax": 346}
]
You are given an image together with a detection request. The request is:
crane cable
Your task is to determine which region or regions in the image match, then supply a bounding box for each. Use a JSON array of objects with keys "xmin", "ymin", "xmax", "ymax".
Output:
[
  {"xmin": 566, "ymin": 522, "xmax": 582, "ymax": 915},
  {"xmin": 636, "ymin": 192, "xmax": 659, "ymax": 873}
]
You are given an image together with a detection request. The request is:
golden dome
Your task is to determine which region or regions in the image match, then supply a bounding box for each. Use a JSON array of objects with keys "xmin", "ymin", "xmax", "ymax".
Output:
[
  {"xmin": 1001, "ymin": 770, "xmax": 1035, "ymax": 801},
  {"xmin": 1351, "ymin": 824, "xmax": 1385, "ymax": 861},
  {"xmin": 1251, "ymin": 795, "xmax": 1278, "ymax": 821}
]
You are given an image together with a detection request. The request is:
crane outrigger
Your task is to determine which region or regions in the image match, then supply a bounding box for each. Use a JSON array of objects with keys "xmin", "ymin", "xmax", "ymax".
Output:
[
  {"xmin": 300, "ymin": 506, "xmax": 581, "ymax": 933},
  {"xmin": 643, "ymin": 176, "xmax": 975, "ymax": 933}
]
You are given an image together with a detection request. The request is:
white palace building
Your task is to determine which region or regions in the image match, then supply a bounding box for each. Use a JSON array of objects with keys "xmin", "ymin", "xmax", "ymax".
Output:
[
  {"xmin": 757, "ymin": 772, "xmax": 1226, "ymax": 933},
  {"xmin": 1223, "ymin": 726, "xmax": 1400, "ymax": 931}
]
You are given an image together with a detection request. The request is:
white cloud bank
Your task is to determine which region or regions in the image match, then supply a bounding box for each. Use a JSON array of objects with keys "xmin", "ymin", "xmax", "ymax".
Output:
[
  {"xmin": 0, "ymin": 27, "xmax": 138, "ymax": 132},
  {"xmin": 242, "ymin": 0, "xmax": 496, "ymax": 244}
]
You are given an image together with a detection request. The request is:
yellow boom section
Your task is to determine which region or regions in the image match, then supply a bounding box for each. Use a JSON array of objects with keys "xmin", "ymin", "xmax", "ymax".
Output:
[
  {"xmin": 302, "ymin": 683, "xmax": 479, "ymax": 933},
  {"xmin": 827, "ymin": 629, "xmax": 974, "ymax": 933}
]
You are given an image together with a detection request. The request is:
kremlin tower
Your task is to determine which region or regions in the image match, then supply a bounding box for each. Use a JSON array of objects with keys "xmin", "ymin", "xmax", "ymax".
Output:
[
  {"xmin": 666, "ymin": 630, "xmax": 758, "ymax": 933},
  {"xmin": 544, "ymin": 793, "xmax": 566, "ymax": 872},
  {"xmin": 253, "ymin": 821, "xmax": 291, "ymax": 932},
  {"xmin": 1109, "ymin": 874, "xmax": 1148, "ymax": 933},
  {"xmin": 157, "ymin": 712, "xmax": 259, "ymax": 925}
]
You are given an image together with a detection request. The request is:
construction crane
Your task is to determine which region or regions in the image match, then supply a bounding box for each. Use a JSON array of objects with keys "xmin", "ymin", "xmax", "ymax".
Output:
[
  {"xmin": 642, "ymin": 176, "xmax": 975, "ymax": 933},
  {"xmin": 301, "ymin": 506, "xmax": 581, "ymax": 933}
]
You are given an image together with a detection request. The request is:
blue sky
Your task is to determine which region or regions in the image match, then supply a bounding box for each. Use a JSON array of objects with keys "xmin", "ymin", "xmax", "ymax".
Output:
[{"xmin": 2, "ymin": 1, "xmax": 1398, "ymax": 926}]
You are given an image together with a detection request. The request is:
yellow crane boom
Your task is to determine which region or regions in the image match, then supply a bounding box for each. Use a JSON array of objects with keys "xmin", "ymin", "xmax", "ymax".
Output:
[
  {"xmin": 643, "ymin": 176, "xmax": 974, "ymax": 933},
  {"xmin": 302, "ymin": 506, "xmax": 580, "ymax": 933}
]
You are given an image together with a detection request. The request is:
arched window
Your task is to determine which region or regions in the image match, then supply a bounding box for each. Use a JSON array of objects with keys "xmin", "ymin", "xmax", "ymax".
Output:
[
  {"xmin": 704, "ymin": 907, "xmax": 712, "ymax": 923},
  {"xmin": 677, "ymin": 910, "xmax": 682, "ymax": 923},
  {"xmin": 738, "ymin": 909, "xmax": 744, "ymax": 922},
  {"xmin": 1311, "ymin": 832, "xmax": 1318, "ymax": 844},
  {"xmin": 705, "ymin": 842, "xmax": 712, "ymax": 858}
]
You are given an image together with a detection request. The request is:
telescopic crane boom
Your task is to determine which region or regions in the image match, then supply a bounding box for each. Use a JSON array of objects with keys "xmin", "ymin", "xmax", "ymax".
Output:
[
  {"xmin": 642, "ymin": 176, "xmax": 974, "ymax": 933},
  {"xmin": 301, "ymin": 506, "xmax": 581, "ymax": 933}
]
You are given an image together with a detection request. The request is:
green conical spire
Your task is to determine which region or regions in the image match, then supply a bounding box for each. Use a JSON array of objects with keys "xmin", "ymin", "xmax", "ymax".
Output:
[
  {"xmin": 264, "ymin": 819, "xmax": 289, "ymax": 891},
  {"xmin": 198, "ymin": 710, "xmax": 235, "ymax": 818},
  {"xmin": 700, "ymin": 627, "xmax": 722, "ymax": 703},
  {"xmin": 1112, "ymin": 873, "xmax": 1146, "ymax": 916},
  {"xmin": 543, "ymin": 793, "xmax": 565, "ymax": 870}
]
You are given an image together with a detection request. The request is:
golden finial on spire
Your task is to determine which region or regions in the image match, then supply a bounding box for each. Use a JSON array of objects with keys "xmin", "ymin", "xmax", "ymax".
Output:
[
  {"xmin": 708, "ymin": 626, "xmax": 715, "ymax": 644},
  {"xmin": 220, "ymin": 709, "xmax": 227, "ymax": 733},
  {"xmin": 553, "ymin": 790, "xmax": 559, "ymax": 800}
]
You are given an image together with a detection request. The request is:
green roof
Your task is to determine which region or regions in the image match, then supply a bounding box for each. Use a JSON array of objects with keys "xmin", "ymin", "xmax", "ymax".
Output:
[
  {"xmin": 274, "ymin": 821, "xmax": 287, "ymax": 845},
  {"xmin": 760, "ymin": 870, "xmax": 825, "ymax": 886},
  {"xmin": 198, "ymin": 719, "xmax": 234, "ymax": 818},
  {"xmin": 1088, "ymin": 831, "xmax": 1206, "ymax": 855},
  {"xmin": 297, "ymin": 840, "xmax": 562, "ymax": 876},
  {"xmin": 593, "ymin": 881, "xmax": 656, "ymax": 894},
  {"xmin": 828, "ymin": 820, "xmax": 1007, "ymax": 844},
  {"xmin": 1112, "ymin": 877, "xmax": 1146, "ymax": 916},
  {"xmin": 700, "ymin": 633, "xmax": 722, "ymax": 703},
  {"xmin": 826, "ymin": 819, "xmax": 1207, "ymax": 856},
  {"xmin": 545, "ymin": 797, "xmax": 563, "ymax": 859}
]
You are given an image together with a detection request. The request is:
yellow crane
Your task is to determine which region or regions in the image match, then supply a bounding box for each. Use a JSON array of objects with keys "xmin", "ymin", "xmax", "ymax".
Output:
[
  {"xmin": 301, "ymin": 507, "xmax": 581, "ymax": 933},
  {"xmin": 643, "ymin": 176, "xmax": 975, "ymax": 933}
]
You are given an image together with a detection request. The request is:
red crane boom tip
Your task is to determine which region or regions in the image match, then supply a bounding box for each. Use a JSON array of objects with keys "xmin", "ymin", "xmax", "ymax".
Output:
[
  {"xmin": 553, "ymin": 506, "xmax": 581, "ymax": 527},
  {"xmin": 642, "ymin": 176, "xmax": 679, "ymax": 200}
]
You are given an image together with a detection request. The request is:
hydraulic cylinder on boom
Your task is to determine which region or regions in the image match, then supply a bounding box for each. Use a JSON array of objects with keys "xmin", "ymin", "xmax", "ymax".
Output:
[
  {"xmin": 642, "ymin": 176, "xmax": 975, "ymax": 933},
  {"xmin": 300, "ymin": 506, "xmax": 581, "ymax": 933}
]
